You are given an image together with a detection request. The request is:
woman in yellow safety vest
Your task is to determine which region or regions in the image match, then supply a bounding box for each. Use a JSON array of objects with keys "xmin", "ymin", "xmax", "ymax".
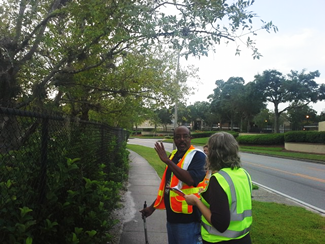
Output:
[{"xmin": 185, "ymin": 132, "xmax": 253, "ymax": 244}]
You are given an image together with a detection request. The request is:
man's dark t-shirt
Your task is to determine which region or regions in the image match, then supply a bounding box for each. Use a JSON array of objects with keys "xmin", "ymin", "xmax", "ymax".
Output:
[{"xmin": 163, "ymin": 149, "xmax": 206, "ymax": 223}]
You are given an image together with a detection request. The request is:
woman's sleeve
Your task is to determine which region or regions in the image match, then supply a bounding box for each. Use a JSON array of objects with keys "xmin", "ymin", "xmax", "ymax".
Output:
[{"xmin": 209, "ymin": 176, "xmax": 230, "ymax": 232}]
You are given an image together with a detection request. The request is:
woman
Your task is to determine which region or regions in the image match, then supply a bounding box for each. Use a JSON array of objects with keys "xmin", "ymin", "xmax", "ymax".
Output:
[
  {"xmin": 203, "ymin": 144, "xmax": 208, "ymax": 155},
  {"xmin": 185, "ymin": 132, "xmax": 252, "ymax": 243}
]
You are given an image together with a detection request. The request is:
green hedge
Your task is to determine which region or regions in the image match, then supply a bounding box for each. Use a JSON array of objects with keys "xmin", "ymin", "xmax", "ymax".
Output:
[
  {"xmin": 237, "ymin": 131, "xmax": 325, "ymax": 145},
  {"xmin": 237, "ymin": 134, "xmax": 284, "ymax": 145},
  {"xmin": 225, "ymin": 131, "xmax": 239, "ymax": 138},
  {"xmin": 285, "ymin": 131, "xmax": 325, "ymax": 144}
]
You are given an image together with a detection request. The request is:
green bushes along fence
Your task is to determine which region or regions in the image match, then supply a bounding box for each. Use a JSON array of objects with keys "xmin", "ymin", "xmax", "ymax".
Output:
[{"xmin": 0, "ymin": 107, "xmax": 129, "ymax": 244}]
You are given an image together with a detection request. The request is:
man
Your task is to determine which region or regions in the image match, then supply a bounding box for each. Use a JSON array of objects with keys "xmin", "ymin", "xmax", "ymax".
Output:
[{"xmin": 140, "ymin": 126, "xmax": 207, "ymax": 244}]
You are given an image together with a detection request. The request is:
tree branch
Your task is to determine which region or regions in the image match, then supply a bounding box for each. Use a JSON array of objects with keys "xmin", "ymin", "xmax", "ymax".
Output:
[
  {"xmin": 14, "ymin": 0, "xmax": 27, "ymax": 45},
  {"xmin": 19, "ymin": 0, "xmax": 65, "ymax": 61}
]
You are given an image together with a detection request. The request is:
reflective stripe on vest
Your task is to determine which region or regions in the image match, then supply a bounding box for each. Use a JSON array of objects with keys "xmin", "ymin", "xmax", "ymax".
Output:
[
  {"xmin": 201, "ymin": 168, "xmax": 252, "ymax": 239},
  {"xmin": 202, "ymin": 223, "xmax": 250, "ymax": 238},
  {"xmin": 154, "ymin": 146, "xmax": 207, "ymax": 214},
  {"xmin": 154, "ymin": 146, "xmax": 197, "ymax": 210},
  {"xmin": 175, "ymin": 148, "xmax": 205, "ymax": 190},
  {"xmin": 219, "ymin": 170, "xmax": 252, "ymax": 221}
]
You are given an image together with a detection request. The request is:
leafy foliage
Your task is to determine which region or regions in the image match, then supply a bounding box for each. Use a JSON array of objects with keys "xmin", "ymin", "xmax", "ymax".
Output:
[
  {"xmin": 155, "ymin": 107, "xmax": 173, "ymax": 131},
  {"xmin": 208, "ymin": 77, "xmax": 264, "ymax": 132},
  {"xmin": 254, "ymin": 69, "xmax": 321, "ymax": 133},
  {"xmin": 237, "ymin": 134, "xmax": 284, "ymax": 145},
  {"xmin": 287, "ymin": 103, "xmax": 317, "ymax": 131},
  {"xmin": 0, "ymin": 0, "xmax": 277, "ymax": 127},
  {"xmin": 0, "ymin": 117, "xmax": 129, "ymax": 244},
  {"xmin": 285, "ymin": 131, "xmax": 325, "ymax": 144},
  {"xmin": 187, "ymin": 101, "xmax": 214, "ymax": 130}
]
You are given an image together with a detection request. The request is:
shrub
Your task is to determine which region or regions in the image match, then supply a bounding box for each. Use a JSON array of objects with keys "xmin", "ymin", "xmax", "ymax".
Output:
[
  {"xmin": 0, "ymin": 128, "xmax": 129, "ymax": 244},
  {"xmin": 285, "ymin": 131, "xmax": 325, "ymax": 144},
  {"xmin": 284, "ymin": 131, "xmax": 307, "ymax": 142},
  {"xmin": 306, "ymin": 131, "xmax": 325, "ymax": 143},
  {"xmin": 0, "ymin": 154, "xmax": 127, "ymax": 244},
  {"xmin": 237, "ymin": 134, "xmax": 284, "ymax": 145}
]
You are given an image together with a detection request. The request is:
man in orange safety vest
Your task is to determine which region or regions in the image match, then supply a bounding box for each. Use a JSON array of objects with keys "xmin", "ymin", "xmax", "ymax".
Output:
[{"xmin": 140, "ymin": 126, "xmax": 207, "ymax": 244}]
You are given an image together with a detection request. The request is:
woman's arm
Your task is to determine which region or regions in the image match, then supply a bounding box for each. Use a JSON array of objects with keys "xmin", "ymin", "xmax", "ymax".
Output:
[
  {"xmin": 185, "ymin": 176, "xmax": 230, "ymax": 232},
  {"xmin": 184, "ymin": 194, "xmax": 212, "ymax": 224}
]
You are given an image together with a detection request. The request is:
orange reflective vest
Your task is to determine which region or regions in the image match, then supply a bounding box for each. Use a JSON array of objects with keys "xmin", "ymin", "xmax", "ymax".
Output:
[{"xmin": 154, "ymin": 145, "xmax": 208, "ymax": 214}]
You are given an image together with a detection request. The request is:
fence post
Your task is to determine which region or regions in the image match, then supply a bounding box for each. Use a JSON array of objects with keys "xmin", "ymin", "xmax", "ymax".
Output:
[{"xmin": 38, "ymin": 118, "xmax": 49, "ymax": 207}]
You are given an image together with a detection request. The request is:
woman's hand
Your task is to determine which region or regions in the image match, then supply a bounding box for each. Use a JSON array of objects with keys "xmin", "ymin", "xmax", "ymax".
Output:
[
  {"xmin": 186, "ymin": 194, "xmax": 213, "ymax": 225},
  {"xmin": 184, "ymin": 194, "xmax": 200, "ymax": 206}
]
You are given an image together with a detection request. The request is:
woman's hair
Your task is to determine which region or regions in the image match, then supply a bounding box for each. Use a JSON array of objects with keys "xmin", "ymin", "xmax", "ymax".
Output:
[{"xmin": 206, "ymin": 132, "xmax": 241, "ymax": 171}]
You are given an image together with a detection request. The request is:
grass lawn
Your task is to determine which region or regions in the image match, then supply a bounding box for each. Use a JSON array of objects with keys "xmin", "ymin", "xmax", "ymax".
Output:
[{"xmin": 126, "ymin": 144, "xmax": 325, "ymax": 244}]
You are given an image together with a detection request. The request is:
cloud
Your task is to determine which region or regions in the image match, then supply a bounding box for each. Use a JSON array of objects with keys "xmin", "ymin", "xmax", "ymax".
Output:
[{"xmin": 261, "ymin": 28, "xmax": 315, "ymax": 49}]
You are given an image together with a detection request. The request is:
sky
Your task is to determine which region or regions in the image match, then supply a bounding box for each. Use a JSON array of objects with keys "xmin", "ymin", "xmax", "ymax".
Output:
[{"xmin": 182, "ymin": 0, "xmax": 325, "ymax": 114}]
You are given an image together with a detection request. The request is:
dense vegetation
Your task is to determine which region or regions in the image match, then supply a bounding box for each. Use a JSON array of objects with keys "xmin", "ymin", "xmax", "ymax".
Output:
[{"xmin": 0, "ymin": 119, "xmax": 129, "ymax": 244}]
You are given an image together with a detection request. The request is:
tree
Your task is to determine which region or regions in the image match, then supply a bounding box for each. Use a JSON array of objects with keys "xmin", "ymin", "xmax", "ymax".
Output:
[
  {"xmin": 253, "ymin": 109, "xmax": 272, "ymax": 132},
  {"xmin": 0, "ymin": 0, "xmax": 277, "ymax": 150},
  {"xmin": 0, "ymin": 0, "xmax": 277, "ymax": 110},
  {"xmin": 254, "ymin": 69, "xmax": 321, "ymax": 133},
  {"xmin": 208, "ymin": 77, "xmax": 265, "ymax": 132},
  {"xmin": 319, "ymin": 84, "xmax": 325, "ymax": 101},
  {"xmin": 187, "ymin": 101, "xmax": 211, "ymax": 130},
  {"xmin": 236, "ymin": 82, "xmax": 265, "ymax": 132},
  {"xmin": 317, "ymin": 111, "xmax": 325, "ymax": 122},
  {"xmin": 287, "ymin": 103, "xmax": 317, "ymax": 131},
  {"xmin": 59, "ymin": 47, "xmax": 182, "ymax": 123},
  {"xmin": 155, "ymin": 107, "xmax": 173, "ymax": 131},
  {"xmin": 208, "ymin": 77, "xmax": 246, "ymax": 130}
]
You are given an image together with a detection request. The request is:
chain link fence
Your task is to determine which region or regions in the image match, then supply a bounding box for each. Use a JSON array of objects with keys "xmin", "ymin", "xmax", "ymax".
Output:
[{"xmin": 0, "ymin": 107, "xmax": 130, "ymax": 243}]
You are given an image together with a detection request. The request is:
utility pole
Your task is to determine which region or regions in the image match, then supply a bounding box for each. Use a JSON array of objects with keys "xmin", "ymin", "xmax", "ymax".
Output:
[{"xmin": 173, "ymin": 50, "xmax": 180, "ymax": 150}]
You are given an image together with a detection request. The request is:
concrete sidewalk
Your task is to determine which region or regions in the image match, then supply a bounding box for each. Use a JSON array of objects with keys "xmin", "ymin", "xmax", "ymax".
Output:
[{"xmin": 118, "ymin": 150, "xmax": 168, "ymax": 244}]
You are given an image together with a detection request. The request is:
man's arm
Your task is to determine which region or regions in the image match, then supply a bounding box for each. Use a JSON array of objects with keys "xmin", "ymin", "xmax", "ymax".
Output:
[
  {"xmin": 140, "ymin": 200, "xmax": 156, "ymax": 218},
  {"xmin": 154, "ymin": 142, "xmax": 194, "ymax": 185}
]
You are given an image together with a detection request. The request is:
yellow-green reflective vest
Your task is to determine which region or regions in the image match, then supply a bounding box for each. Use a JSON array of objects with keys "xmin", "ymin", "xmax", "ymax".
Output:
[{"xmin": 201, "ymin": 168, "xmax": 252, "ymax": 243}]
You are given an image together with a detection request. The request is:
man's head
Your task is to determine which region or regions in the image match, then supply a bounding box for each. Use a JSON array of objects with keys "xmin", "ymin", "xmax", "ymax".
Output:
[{"xmin": 173, "ymin": 126, "xmax": 191, "ymax": 153}]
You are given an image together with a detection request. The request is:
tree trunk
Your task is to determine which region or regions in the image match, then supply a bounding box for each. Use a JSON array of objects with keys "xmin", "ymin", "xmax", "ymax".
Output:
[
  {"xmin": 230, "ymin": 118, "xmax": 234, "ymax": 131},
  {"xmin": 240, "ymin": 117, "xmax": 243, "ymax": 132},
  {"xmin": 274, "ymin": 104, "xmax": 280, "ymax": 133},
  {"xmin": 246, "ymin": 119, "xmax": 251, "ymax": 133}
]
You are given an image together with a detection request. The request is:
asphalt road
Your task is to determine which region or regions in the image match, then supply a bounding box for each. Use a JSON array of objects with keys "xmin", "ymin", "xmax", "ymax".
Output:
[
  {"xmin": 240, "ymin": 153, "xmax": 325, "ymax": 213},
  {"xmin": 128, "ymin": 138, "xmax": 325, "ymax": 214}
]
